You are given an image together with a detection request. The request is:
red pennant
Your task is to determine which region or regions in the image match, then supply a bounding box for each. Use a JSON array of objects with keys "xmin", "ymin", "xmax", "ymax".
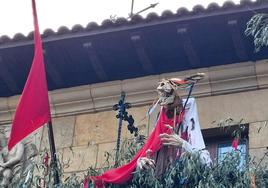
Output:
[{"xmin": 8, "ymin": 0, "xmax": 51, "ymax": 150}]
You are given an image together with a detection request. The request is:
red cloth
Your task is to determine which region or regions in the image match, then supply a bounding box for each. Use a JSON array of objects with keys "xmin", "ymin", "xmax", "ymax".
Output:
[
  {"xmin": 84, "ymin": 109, "xmax": 184, "ymax": 188},
  {"xmin": 8, "ymin": 0, "xmax": 51, "ymax": 150},
  {"xmin": 232, "ymin": 138, "xmax": 239, "ymax": 150}
]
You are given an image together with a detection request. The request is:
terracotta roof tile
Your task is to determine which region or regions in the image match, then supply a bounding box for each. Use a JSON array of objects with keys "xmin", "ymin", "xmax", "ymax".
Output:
[
  {"xmin": 207, "ymin": 3, "xmax": 221, "ymax": 12},
  {"xmin": 176, "ymin": 7, "xmax": 190, "ymax": 16},
  {"xmin": 130, "ymin": 14, "xmax": 143, "ymax": 24},
  {"xmin": 0, "ymin": 35, "xmax": 12, "ymax": 44},
  {"xmin": 114, "ymin": 17, "xmax": 128, "ymax": 26},
  {"xmin": 0, "ymin": 0, "xmax": 267, "ymax": 45},
  {"xmin": 42, "ymin": 29, "xmax": 56, "ymax": 37},
  {"xmin": 145, "ymin": 12, "xmax": 160, "ymax": 22},
  {"xmin": 192, "ymin": 5, "xmax": 206, "ymax": 14},
  {"xmin": 12, "ymin": 33, "xmax": 26, "ymax": 42},
  {"xmin": 161, "ymin": 10, "xmax": 174, "ymax": 19},
  {"xmin": 85, "ymin": 22, "xmax": 99, "ymax": 31},
  {"xmin": 71, "ymin": 24, "xmax": 84, "ymax": 32},
  {"xmin": 222, "ymin": 1, "xmax": 237, "ymax": 9},
  {"xmin": 101, "ymin": 19, "xmax": 115, "ymax": 29},
  {"xmin": 27, "ymin": 31, "xmax": 34, "ymax": 40},
  {"xmin": 57, "ymin": 26, "xmax": 70, "ymax": 35}
]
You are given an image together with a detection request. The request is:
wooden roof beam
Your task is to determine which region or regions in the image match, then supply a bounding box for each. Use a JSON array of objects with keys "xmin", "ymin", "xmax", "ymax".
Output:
[
  {"xmin": 83, "ymin": 42, "xmax": 108, "ymax": 81},
  {"xmin": 43, "ymin": 49, "xmax": 65, "ymax": 87},
  {"xmin": 177, "ymin": 27, "xmax": 200, "ymax": 67},
  {"xmin": 131, "ymin": 34, "xmax": 154, "ymax": 74},
  {"xmin": 228, "ymin": 19, "xmax": 248, "ymax": 60}
]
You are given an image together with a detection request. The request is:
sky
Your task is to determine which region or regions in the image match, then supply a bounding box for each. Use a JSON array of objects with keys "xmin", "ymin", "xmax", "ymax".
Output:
[{"xmin": 0, "ymin": 0, "xmax": 243, "ymax": 37}]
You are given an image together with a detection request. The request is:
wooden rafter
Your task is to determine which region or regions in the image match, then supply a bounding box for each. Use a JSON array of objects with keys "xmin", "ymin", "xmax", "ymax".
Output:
[
  {"xmin": 131, "ymin": 34, "xmax": 154, "ymax": 73},
  {"xmin": 83, "ymin": 42, "xmax": 108, "ymax": 81}
]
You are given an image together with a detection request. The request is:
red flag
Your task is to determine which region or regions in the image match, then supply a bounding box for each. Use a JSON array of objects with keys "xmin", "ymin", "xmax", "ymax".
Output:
[{"xmin": 8, "ymin": 0, "xmax": 51, "ymax": 150}]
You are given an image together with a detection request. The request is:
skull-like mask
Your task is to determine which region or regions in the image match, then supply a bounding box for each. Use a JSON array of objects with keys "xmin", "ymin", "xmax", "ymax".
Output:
[
  {"xmin": 157, "ymin": 73, "xmax": 205, "ymax": 106},
  {"xmin": 157, "ymin": 79, "xmax": 177, "ymax": 106}
]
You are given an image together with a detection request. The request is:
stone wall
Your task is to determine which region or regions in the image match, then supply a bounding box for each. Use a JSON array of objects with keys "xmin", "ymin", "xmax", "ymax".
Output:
[
  {"xmin": 38, "ymin": 104, "xmax": 154, "ymax": 173},
  {"xmin": 249, "ymin": 121, "xmax": 268, "ymax": 163}
]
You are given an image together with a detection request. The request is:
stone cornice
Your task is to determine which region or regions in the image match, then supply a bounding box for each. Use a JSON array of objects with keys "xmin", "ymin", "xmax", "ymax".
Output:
[{"xmin": 1, "ymin": 60, "xmax": 268, "ymax": 125}]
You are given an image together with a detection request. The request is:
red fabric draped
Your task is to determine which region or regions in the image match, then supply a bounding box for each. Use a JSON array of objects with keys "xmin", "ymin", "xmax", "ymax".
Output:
[{"xmin": 84, "ymin": 109, "xmax": 184, "ymax": 188}]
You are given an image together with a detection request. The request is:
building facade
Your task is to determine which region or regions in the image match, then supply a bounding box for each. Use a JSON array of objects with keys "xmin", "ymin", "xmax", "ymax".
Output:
[{"xmin": 0, "ymin": 0, "xmax": 268, "ymax": 176}]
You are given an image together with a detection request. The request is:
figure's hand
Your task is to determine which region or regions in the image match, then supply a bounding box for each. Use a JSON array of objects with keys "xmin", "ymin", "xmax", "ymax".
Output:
[
  {"xmin": 137, "ymin": 157, "xmax": 155, "ymax": 170},
  {"xmin": 159, "ymin": 124, "xmax": 184, "ymax": 147},
  {"xmin": 137, "ymin": 149, "xmax": 155, "ymax": 170},
  {"xmin": 160, "ymin": 133, "xmax": 184, "ymax": 147},
  {"xmin": 159, "ymin": 124, "xmax": 185, "ymax": 147}
]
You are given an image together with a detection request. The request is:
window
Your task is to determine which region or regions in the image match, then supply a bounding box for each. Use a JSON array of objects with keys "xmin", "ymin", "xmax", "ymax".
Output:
[
  {"xmin": 218, "ymin": 140, "xmax": 247, "ymax": 167},
  {"xmin": 202, "ymin": 125, "xmax": 248, "ymax": 165}
]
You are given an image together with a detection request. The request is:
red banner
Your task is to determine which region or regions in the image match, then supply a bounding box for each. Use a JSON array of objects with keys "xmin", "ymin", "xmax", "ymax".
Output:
[{"xmin": 8, "ymin": 0, "xmax": 51, "ymax": 150}]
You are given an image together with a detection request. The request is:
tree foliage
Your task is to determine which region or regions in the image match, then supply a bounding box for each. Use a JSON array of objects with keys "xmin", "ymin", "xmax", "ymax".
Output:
[
  {"xmin": 245, "ymin": 13, "xmax": 268, "ymax": 51},
  {"xmin": 10, "ymin": 132, "xmax": 268, "ymax": 188},
  {"xmin": 85, "ymin": 139, "xmax": 268, "ymax": 188}
]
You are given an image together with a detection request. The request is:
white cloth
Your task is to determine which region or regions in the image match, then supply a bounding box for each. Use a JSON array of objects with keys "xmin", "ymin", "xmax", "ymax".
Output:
[
  {"xmin": 180, "ymin": 98, "xmax": 212, "ymax": 165},
  {"xmin": 181, "ymin": 98, "xmax": 205, "ymax": 150}
]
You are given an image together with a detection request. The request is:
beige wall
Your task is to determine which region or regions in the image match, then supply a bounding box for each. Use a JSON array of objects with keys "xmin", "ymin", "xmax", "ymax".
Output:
[
  {"xmin": 39, "ymin": 105, "xmax": 153, "ymax": 172},
  {"xmin": 197, "ymin": 89, "xmax": 268, "ymax": 129},
  {"xmin": 249, "ymin": 121, "xmax": 268, "ymax": 163}
]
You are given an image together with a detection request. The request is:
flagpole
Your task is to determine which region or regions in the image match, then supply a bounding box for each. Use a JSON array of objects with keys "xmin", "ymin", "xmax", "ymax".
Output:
[{"xmin": 47, "ymin": 121, "xmax": 60, "ymax": 185}]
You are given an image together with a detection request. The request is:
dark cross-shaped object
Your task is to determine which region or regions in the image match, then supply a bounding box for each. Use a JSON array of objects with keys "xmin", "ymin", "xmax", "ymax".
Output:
[{"xmin": 113, "ymin": 92, "xmax": 138, "ymax": 167}]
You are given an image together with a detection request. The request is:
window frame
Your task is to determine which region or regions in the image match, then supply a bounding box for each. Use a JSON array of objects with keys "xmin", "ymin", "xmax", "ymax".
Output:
[{"xmin": 202, "ymin": 124, "xmax": 249, "ymax": 163}]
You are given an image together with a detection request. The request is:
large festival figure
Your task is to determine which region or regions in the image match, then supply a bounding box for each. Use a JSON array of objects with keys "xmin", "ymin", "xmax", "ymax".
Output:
[{"xmin": 84, "ymin": 73, "xmax": 211, "ymax": 188}]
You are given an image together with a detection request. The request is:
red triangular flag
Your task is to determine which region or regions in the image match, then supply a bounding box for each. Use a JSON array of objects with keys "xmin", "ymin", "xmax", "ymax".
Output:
[{"xmin": 8, "ymin": 0, "xmax": 51, "ymax": 150}]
